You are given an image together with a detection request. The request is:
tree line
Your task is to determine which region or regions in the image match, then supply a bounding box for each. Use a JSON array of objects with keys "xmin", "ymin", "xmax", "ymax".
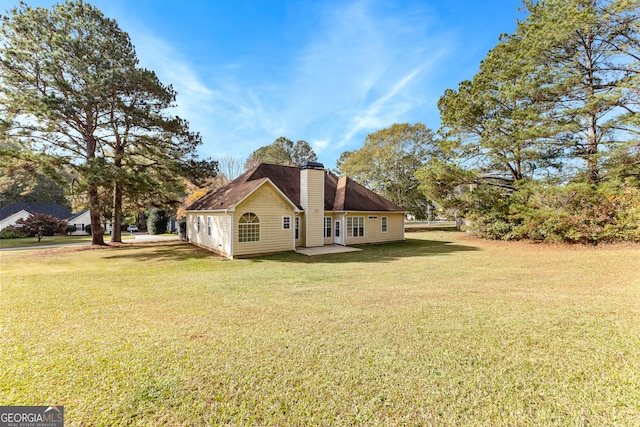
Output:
[
  {"xmin": 340, "ymin": 0, "xmax": 640, "ymax": 243},
  {"xmin": 2, "ymin": 0, "xmax": 638, "ymax": 244},
  {"xmin": 1, "ymin": 1, "xmax": 217, "ymax": 244}
]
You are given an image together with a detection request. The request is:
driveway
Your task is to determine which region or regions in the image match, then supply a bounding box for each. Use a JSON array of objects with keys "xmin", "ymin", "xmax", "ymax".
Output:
[{"xmin": 124, "ymin": 233, "xmax": 180, "ymax": 243}]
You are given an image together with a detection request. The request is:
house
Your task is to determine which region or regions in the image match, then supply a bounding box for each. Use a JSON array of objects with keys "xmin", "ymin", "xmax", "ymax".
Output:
[
  {"xmin": 185, "ymin": 162, "xmax": 405, "ymax": 258},
  {"xmin": 0, "ymin": 202, "xmax": 72, "ymax": 230},
  {"xmin": 0, "ymin": 203, "xmax": 111, "ymax": 234},
  {"xmin": 67, "ymin": 210, "xmax": 112, "ymax": 235}
]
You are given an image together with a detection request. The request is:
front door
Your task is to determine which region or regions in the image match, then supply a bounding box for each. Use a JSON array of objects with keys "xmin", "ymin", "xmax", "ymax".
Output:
[{"xmin": 334, "ymin": 220, "xmax": 343, "ymax": 245}]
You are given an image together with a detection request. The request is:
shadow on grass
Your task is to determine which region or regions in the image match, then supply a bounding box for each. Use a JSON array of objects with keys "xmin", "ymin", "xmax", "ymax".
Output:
[
  {"xmin": 249, "ymin": 236, "xmax": 479, "ymax": 264},
  {"xmin": 100, "ymin": 235, "xmax": 479, "ymax": 265},
  {"xmin": 405, "ymin": 226, "xmax": 459, "ymax": 233},
  {"xmin": 102, "ymin": 241, "xmax": 215, "ymax": 262}
]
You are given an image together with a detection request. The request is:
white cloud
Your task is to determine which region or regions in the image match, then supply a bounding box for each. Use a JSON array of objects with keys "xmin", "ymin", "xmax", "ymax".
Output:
[
  {"xmin": 117, "ymin": 0, "xmax": 457, "ymax": 165},
  {"xmin": 267, "ymin": 0, "xmax": 455, "ymax": 164}
]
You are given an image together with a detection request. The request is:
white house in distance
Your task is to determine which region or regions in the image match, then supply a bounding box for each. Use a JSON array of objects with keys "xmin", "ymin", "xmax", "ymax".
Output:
[
  {"xmin": 67, "ymin": 210, "xmax": 112, "ymax": 235},
  {"xmin": 185, "ymin": 162, "xmax": 406, "ymax": 258},
  {"xmin": 0, "ymin": 202, "xmax": 72, "ymax": 230},
  {"xmin": 0, "ymin": 203, "xmax": 111, "ymax": 234}
]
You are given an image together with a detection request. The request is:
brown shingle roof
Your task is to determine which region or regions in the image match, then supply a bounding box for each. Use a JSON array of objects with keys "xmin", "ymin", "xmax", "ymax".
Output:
[{"xmin": 186, "ymin": 163, "xmax": 405, "ymax": 212}]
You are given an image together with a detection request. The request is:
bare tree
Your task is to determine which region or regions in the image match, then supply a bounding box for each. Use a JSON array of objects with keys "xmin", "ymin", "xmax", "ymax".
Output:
[{"xmin": 219, "ymin": 156, "xmax": 244, "ymax": 180}]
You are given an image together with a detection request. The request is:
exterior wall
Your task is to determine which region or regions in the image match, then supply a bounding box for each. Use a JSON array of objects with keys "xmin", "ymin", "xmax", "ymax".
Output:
[
  {"xmin": 233, "ymin": 184, "xmax": 295, "ymax": 257},
  {"xmin": 295, "ymin": 213, "xmax": 304, "ymax": 248},
  {"xmin": 68, "ymin": 212, "xmax": 112, "ymax": 234},
  {"xmin": 187, "ymin": 211, "xmax": 232, "ymax": 257},
  {"xmin": 0, "ymin": 210, "xmax": 30, "ymax": 230},
  {"xmin": 343, "ymin": 212, "xmax": 404, "ymax": 246},
  {"xmin": 69, "ymin": 211, "xmax": 91, "ymax": 235},
  {"xmin": 300, "ymin": 168, "xmax": 325, "ymax": 247}
]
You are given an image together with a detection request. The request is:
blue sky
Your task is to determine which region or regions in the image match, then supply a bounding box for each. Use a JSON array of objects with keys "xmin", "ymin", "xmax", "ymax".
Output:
[{"xmin": 8, "ymin": 0, "xmax": 526, "ymax": 169}]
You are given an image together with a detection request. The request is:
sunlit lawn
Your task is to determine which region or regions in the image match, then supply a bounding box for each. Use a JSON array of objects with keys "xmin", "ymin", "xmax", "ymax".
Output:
[
  {"xmin": 0, "ymin": 234, "xmax": 134, "ymax": 249},
  {"xmin": 1, "ymin": 231, "xmax": 639, "ymax": 426},
  {"xmin": 0, "ymin": 235, "xmax": 93, "ymax": 249}
]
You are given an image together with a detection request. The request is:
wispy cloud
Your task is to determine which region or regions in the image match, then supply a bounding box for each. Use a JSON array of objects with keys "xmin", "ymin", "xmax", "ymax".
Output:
[
  {"xmin": 123, "ymin": 0, "xmax": 457, "ymax": 166},
  {"xmin": 275, "ymin": 0, "xmax": 455, "ymax": 159}
]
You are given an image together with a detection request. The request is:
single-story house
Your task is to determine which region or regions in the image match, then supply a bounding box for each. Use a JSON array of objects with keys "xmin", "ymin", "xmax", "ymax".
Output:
[
  {"xmin": 185, "ymin": 162, "xmax": 406, "ymax": 258},
  {"xmin": 0, "ymin": 202, "xmax": 72, "ymax": 230},
  {"xmin": 0, "ymin": 203, "xmax": 111, "ymax": 234},
  {"xmin": 67, "ymin": 210, "xmax": 112, "ymax": 235}
]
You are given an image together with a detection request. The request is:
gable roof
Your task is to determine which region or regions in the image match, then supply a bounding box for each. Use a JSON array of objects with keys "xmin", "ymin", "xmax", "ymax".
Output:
[
  {"xmin": 0, "ymin": 202, "xmax": 72, "ymax": 221},
  {"xmin": 187, "ymin": 163, "xmax": 404, "ymax": 213},
  {"xmin": 67, "ymin": 210, "xmax": 89, "ymax": 221}
]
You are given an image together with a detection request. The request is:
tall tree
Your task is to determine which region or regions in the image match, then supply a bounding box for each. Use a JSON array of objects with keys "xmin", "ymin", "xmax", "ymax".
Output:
[
  {"xmin": 244, "ymin": 137, "xmax": 317, "ymax": 169},
  {"xmin": 338, "ymin": 123, "xmax": 436, "ymax": 218},
  {"xmin": 419, "ymin": 0, "xmax": 640, "ymax": 242},
  {"xmin": 291, "ymin": 140, "xmax": 317, "ymax": 166},
  {"xmin": 437, "ymin": 33, "xmax": 563, "ymax": 189},
  {"xmin": 0, "ymin": 1, "xmax": 214, "ymax": 244},
  {"xmin": 518, "ymin": 0, "xmax": 640, "ymax": 183}
]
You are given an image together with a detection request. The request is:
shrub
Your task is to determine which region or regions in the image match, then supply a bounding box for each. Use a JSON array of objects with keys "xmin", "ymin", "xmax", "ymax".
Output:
[
  {"xmin": 463, "ymin": 182, "xmax": 640, "ymax": 244},
  {"xmin": 146, "ymin": 208, "xmax": 169, "ymax": 235},
  {"xmin": 14, "ymin": 213, "xmax": 67, "ymax": 237},
  {"xmin": 66, "ymin": 225, "xmax": 77, "ymax": 235},
  {"xmin": 0, "ymin": 227, "xmax": 28, "ymax": 239}
]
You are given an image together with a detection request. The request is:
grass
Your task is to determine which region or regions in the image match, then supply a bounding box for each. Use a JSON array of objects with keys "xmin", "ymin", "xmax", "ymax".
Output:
[
  {"xmin": 0, "ymin": 234, "xmax": 134, "ymax": 249},
  {"xmin": 1, "ymin": 231, "xmax": 639, "ymax": 426}
]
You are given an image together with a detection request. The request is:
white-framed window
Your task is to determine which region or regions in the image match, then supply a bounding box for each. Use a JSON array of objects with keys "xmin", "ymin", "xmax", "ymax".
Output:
[
  {"xmin": 238, "ymin": 212, "xmax": 260, "ymax": 242},
  {"xmin": 381, "ymin": 216, "xmax": 388, "ymax": 233},
  {"xmin": 346, "ymin": 216, "xmax": 364, "ymax": 237},
  {"xmin": 295, "ymin": 217, "xmax": 300, "ymax": 240},
  {"xmin": 282, "ymin": 216, "xmax": 291, "ymax": 230},
  {"xmin": 207, "ymin": 216, "xmax": 212, "ymax": 236},
  {"xmin": 324, "ymin": 217, "xmax": 332, "ymax": 238},
  {"xmin": 197, "ymin": 216, "xmax": 201, "ymax": 234}
]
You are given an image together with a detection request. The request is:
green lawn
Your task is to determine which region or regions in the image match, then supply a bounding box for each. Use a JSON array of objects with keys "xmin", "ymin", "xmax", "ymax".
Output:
[
  {"xmin": 0, "ymin": 234, "xmax": 134, "ymax": 249},
  {"xmin": 1, "ymin": 232, "xmax": 639, "ymax": 426}
]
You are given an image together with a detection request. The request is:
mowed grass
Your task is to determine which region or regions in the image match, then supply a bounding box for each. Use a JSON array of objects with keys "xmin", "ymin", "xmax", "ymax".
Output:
[
  {"xmin": 0, "ymin": 234, "xmax": 135, "ymax": 249},
  {"xmin": 1, "ymin": 232, "xmax": 639, "ymax": 426},
  {"xmin": 0, "ymin": 235, "xmax": 94, "ymax": 249}
]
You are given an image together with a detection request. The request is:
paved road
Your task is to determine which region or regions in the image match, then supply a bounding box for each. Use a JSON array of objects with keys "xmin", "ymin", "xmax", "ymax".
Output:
[{"xmin": 0, "ymin": 233, "xmax": 180, "ymax": 251}]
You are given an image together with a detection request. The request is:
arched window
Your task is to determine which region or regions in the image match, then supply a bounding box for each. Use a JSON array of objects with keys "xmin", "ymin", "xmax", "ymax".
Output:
[{"xmin": 238, "ymin": 212, "xmax": 260, "ymax": 242}]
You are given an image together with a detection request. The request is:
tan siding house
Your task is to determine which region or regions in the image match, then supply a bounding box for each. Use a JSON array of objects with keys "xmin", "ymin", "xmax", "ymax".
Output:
[{"xmin": 185, "ymin": 162, "xmax": 405, "ymax": 258}]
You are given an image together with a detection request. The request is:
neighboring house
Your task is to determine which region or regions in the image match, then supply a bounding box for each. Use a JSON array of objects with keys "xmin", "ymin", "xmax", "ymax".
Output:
[
  {"xmin": 0, "ymin": 202, "xmax": 72, "ymax": 231},
  {"xmin": 67, "ymin": 210, "xmax": 112, "ymax": 235},
  {"xmin": 0, "ymin": 203, "xmax": 111, "ymax": 234},
  {"xmin": 185, "ymin": 162, "xmax": 405, "ymax": 258}
]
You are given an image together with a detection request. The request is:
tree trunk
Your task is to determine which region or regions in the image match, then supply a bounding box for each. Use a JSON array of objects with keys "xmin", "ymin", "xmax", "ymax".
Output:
[
  {"xmin": 110, "ymin": 141, "xmax": 124, "ymax": 243},
  {"xmin": 88, "ymin": 184, "xmax": 105, "ymax": 245},
  {"xmin": 586, "ymin": 111, "xmax": 599, "ymax": 184},
  {"xmin": 111, "ymin": 181, "xmax": 122, "ymax": 242},
  {"xmin": 583, "ymin": 33, "xmax": 599, "ymax": 184}
]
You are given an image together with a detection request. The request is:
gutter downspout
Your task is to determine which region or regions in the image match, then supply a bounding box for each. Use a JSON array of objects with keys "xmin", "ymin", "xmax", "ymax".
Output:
[
  {"xmin": 402, "ymin": 212, "xmax": 406, "ymax": 241},
  {"xmin": 226, "ymin": 210, "xmax": 234, "ymax": 259}
]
